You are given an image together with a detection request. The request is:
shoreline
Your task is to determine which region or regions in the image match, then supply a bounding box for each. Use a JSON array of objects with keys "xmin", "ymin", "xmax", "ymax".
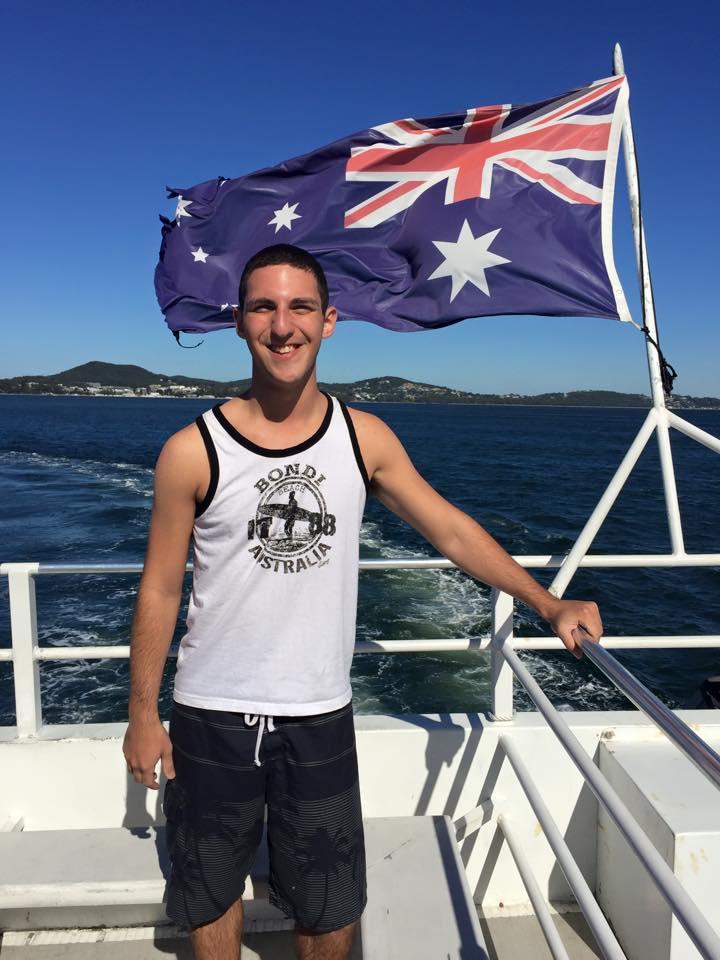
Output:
[{"xmin": 1, "ymin": 392, "xmax": 718, "ymax": 411}]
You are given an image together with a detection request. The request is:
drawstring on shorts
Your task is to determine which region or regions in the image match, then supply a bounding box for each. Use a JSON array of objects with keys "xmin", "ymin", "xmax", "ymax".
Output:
[{"xmin": 244, "ymin": 714, "xmax": 275, "ymax": 766}]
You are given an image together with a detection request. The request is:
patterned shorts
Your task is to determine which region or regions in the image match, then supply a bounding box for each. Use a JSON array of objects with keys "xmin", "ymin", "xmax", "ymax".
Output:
[{"xmin": 163, "ymin": 700, "xmax": 367, "ymax": 932}]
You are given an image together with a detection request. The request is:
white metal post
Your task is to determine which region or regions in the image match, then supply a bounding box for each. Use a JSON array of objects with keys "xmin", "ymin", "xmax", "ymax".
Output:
[
  {"xmin": 497, "ymin": 814, "xmax": 573, "ymax": 960},
  {"xmin": 549, "ymin": 409, "xmax": 657, "ymax": 598},
  {"xmin": 655, "ymin": 411, "xmax": 685, "ymax": 554},
  {"xmin": 6, "ymin": 563, "xmax": 42, "ymax": 737},
  {"xmin": 490, "ymin": 588, "xmax": 514, "ymax": 721}
]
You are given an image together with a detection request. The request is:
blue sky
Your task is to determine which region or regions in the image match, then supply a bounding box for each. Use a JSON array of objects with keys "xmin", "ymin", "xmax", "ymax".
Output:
[{"xmin": 2, "ymin": 1, "xmax": 718, "ymax": 396}]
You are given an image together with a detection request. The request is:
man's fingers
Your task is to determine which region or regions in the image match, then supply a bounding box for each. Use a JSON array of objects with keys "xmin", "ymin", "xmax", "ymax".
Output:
[
  {"xmin": 161, "ymin": 749, "xmax": 176, "ymax": 781},
  {"xmin": 580, "ymin": 602, "xmax": 603, "ymax": 639},
  {"xmin": 139, "ymin": 768, "xmax": 160, "ymax": 790},
  {"xmin": 562, "ymin": 629, "xmax": 583, "ymax": 659},
  {"xmin": 573, "ymin": 624, "xmax": 596, "ymax": 646},
  {"xmin": 123, "ymin": 722, "xmax": 172, "ymax": 790},
  {"xmin": 127, "ymin": 762, "xmax": 160, "ymax": 789}
]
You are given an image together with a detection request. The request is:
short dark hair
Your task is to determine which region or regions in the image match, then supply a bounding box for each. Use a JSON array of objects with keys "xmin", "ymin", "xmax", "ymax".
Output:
[{"xmin": 238, "ymin": 244, "xmax": 329, "ymax": 312}]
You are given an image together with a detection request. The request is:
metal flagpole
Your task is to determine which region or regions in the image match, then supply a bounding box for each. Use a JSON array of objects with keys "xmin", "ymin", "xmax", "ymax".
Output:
[
  {"xmin": 612, "ymin": 42, "xmax": 685, "ymax": 555},
  {"xmin": 612, "ymin": 43, "xmax": 667, "ymax": 410}
]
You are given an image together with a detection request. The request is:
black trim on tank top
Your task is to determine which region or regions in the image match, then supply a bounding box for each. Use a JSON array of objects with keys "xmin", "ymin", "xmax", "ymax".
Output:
[
  {"xmin": 194, "ymin": 415, "xmax": 219, "ymax": 517},
  {"xmin": 211, "ymin": 392, "xmax": 333, "ymax": 458},
  {"xmin": 339, "ymin": 400, "xmax": 370, "ymax": 493}
]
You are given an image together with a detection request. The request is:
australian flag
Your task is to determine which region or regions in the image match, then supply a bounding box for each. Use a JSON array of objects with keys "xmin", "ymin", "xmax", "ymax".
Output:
[{"xmin": 155, "ymin": 75, "xmax": 631, "ymax": 335}]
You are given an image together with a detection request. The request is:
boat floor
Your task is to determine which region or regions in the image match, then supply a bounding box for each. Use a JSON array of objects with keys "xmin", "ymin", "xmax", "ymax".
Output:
[{"xmin": 0, "ymin": 910, "xmax": 601, "ymax": 959}]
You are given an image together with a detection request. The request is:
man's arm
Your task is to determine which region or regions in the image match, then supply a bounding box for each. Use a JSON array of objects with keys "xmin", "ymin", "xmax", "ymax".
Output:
[
  {"xmin": 122, "ymin": 426, "xmax": 205, "ymax": 789},
  {"xmin": 350, "ymin": 410, "xmax": 602, "ymax": 657}
]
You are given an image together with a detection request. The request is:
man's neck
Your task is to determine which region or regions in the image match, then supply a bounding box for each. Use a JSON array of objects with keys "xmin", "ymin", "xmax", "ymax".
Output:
[{"xmin": 242, "ymin": 368, "xmax": 324, "ymax": 427}]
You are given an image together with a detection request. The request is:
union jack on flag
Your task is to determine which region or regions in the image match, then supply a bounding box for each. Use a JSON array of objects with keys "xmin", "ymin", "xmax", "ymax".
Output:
[{"xmin": 155, "ymin": 75, "xmax": 631, "ymax": 335}]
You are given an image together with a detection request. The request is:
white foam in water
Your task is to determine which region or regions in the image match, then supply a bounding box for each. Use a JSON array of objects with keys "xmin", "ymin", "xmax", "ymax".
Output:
[
  {"xmin": 0, "ymin": 450, "xmax": 154, "ymax": 499},
  {"xmin": 355, "ymin": 519, "xmax": 624, "ymax": 714},
  {"xmin": 351, "ymin": 520, "xmax": 495, "ymax": 713},
  {"xmin": 519, "ymin": 651, "xmax": 624, "ymax": 712},
  {"xmin": 359, "ymin": 519, "xmax": 491, "ymax": 638}
]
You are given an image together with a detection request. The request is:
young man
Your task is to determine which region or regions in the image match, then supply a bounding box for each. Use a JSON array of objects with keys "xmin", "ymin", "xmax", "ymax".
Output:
[{"xmin": 123, "ymin": 243, "xmax": 602, "ymax": 960}]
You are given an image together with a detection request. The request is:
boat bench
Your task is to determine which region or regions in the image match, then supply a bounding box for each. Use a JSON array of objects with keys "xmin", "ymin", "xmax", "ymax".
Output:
[{"xmin": 0, "ymin": 815, "xmax": 488, "ymax": 959}]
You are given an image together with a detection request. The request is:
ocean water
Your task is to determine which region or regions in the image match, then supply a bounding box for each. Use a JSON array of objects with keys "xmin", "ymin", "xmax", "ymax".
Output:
[{"xmin": 0, "ymin": 394, "xmax": 718, "ymax": 726}]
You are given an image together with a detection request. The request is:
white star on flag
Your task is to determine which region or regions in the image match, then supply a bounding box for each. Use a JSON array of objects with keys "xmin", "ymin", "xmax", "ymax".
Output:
[
  {"xmin": 191, "ymin": 247, "xmax": 209, "ymax": 263},
  {"xmin": 428, "ymin": 220, "xmax": 510, "ymax": 301},
  {"xmin": 175, "ymin": 196, "xmax": 192, "ymax": 221},
  {"xmin": 220, "ymin": 304, "xmax": 229, "ymax": 311},
  {"xmin": 268, "ymin": 201, "xmax": 301, "ymax": 233}
]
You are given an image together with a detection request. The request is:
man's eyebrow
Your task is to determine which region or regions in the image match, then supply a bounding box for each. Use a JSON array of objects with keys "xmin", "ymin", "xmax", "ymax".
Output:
[
  {"xmin": 246, "ymin": 297, "xmax": 276, "ymax": 309},
  {"xmin": 289, "ymin": 297, "xmax": 320, "ymax": 307}
]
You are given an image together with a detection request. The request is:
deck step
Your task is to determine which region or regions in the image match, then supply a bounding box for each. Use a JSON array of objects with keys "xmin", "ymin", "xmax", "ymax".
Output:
[
  {"xmin": 0, "ymin": 825, "xmax": 282, "ymax": 930},
  {"xmin": 0, "ymin": 816, "xmax": 489, "ymax": 959},
  {"xmin": 363, "ymin": 816, "xmax": 488, "ymax": 959}
]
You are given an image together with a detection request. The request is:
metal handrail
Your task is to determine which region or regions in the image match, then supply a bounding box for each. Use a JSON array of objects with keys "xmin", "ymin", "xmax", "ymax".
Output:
[
  {"xmin": 4, "ymin": 551, "xmax": 720, "ymax": 576},
  {"xmin": 577, "ymin": 631, "xmax": 720, "ymax": 791},
  {"xmin": 498, "ymin": 740, "xmax": 627, "ymax": 960},
  {"xmin": 2, "ymin": 634, "xmax": 720, "ymax": 663},
  {"xmin": 501, "ymin": 643, "xmax": 720, "ymax": 960}
]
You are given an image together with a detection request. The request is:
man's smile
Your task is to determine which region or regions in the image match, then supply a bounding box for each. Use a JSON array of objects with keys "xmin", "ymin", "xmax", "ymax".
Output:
[{"xmin": 268, "ymin": 343, "xmax": 302, "ymax": 356}]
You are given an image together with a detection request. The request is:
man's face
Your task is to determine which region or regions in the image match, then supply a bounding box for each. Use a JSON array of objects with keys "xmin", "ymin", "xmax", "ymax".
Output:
[{"xmin": 234, "ymin": 264, "xmax": 336, "ymax": 388}]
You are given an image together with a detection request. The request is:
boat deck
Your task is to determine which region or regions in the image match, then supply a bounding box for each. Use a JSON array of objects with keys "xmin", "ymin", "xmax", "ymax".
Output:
[{"xmin": 0, "ymin": 910, "xmax": 601, "ymax": 959}]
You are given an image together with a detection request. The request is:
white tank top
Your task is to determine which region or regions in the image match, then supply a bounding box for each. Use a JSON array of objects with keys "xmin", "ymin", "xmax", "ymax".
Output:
[{"xmin": 173, "ymin": 393, "xmax": 369, "ymax": 715}]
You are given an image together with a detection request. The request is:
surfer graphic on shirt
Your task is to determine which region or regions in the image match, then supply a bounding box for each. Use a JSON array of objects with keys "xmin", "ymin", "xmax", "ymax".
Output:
[{"xmin": 283, "ymin": 491, "xmax": 299, "ymax": 538}]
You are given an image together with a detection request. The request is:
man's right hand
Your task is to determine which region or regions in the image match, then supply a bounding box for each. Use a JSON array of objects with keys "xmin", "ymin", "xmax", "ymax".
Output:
[{"xmin": 123, "ymin": 717, "xmax": 176, "ymax": 790}]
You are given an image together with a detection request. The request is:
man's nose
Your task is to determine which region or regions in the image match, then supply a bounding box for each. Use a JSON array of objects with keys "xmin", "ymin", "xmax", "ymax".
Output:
[{"xmin": 271, "ymin": 305, "xmax": 293, "ymax": 336}]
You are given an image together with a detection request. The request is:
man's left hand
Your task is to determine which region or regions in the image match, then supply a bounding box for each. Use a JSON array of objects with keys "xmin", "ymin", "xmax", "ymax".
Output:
[{"xmin": 545, "ymin": 599, "xmax": 603, "ymax": 658}]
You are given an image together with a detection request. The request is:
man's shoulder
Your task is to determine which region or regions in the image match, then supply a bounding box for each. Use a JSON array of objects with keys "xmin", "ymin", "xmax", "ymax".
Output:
[
  {"xmin": 343, "ymin": 404, "xmax": 387, "ymax": 431},
  {"xmin": 157, "ymin": 416, "xmax": 208, "ymax": 465},
  {"xmin": 343, "ymin": 405, "xmax": 403, "ymax": 474},
  {"xmin": 343, "ymin": 405, "xmax": 391, "ymax": 440}
]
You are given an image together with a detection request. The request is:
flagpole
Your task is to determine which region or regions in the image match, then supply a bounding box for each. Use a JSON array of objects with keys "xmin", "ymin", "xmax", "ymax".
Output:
[
  {"xmin": 612, "ymin": 44, "xmax": 666, "ymax": 410},
  {"xmin": 613, "ymin": 43, "xmax": 685, "ymax": 553}
]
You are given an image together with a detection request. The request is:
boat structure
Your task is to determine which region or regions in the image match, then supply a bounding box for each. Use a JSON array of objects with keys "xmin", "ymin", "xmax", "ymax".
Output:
[{"xmin": 1, "ymin": 45, "xmax": 719, "ymax": 960}]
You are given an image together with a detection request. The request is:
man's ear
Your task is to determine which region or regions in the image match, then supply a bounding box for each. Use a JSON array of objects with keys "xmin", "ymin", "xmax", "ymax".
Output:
[
  {"xmin": 233, "ymin": 306, "xmax": 246, "ymax": 340},
  {"xmin": 322, "ymin": 306, "xmax": 338, "ymax": 340}
]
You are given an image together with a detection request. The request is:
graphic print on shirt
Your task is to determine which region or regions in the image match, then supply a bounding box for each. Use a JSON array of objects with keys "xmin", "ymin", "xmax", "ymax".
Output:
[{"xmin": 247, "ymin": 463, "xmax": 336, "ymax": 574}]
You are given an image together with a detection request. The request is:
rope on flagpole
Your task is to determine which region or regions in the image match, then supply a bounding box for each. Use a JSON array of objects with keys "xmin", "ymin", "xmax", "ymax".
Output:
[{"xmin": 632, "ymin": 132, "xmax": 678, "ymax": 394}]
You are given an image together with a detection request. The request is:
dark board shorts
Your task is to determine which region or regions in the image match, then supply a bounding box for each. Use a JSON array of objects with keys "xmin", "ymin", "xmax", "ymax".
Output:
[{"xmin": 163, "ymin": 700, "xmax": 367, "ymax": 932}]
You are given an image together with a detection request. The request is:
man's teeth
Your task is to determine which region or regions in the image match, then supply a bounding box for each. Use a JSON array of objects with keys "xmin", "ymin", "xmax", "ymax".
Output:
[{"xmin": 272, "ymin": 345, "xmax": 297, "ymax": 354}]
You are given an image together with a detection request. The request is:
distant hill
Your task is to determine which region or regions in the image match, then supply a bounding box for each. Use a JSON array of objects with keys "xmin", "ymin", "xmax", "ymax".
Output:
[
  {"xmin": 1, "ymin": 361, "xmax": 718, "ymax": 408},
  {"xmin": 0, "ymin": 361, "xmax": 251, "ymax": 396},
  {"xmin": 57, "ymin": 362, "xmax": 174, "ymax": 388}
]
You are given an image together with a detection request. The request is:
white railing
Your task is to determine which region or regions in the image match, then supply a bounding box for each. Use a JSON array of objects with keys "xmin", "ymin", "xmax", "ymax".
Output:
[
  {"xmin": 3, "ymin": 552, "xmax": 720, "ymax": 735},
  {"xmin": 495, "ymin": 646, "xmax": 720, "ymax": 960}
]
